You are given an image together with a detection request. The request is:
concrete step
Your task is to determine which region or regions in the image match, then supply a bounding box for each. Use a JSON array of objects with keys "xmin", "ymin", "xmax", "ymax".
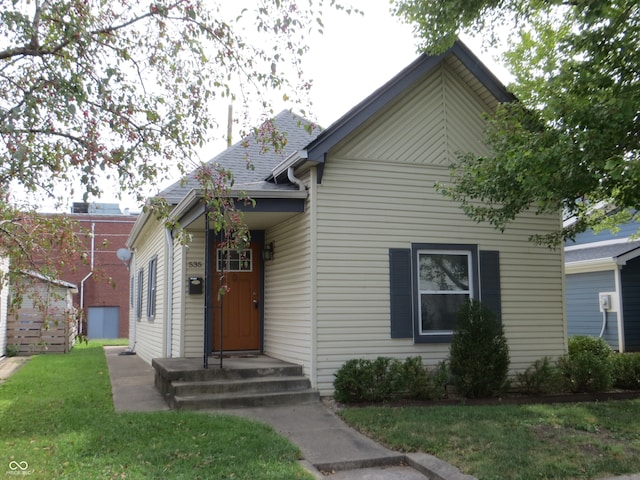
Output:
[
  {"xmin": 172, "ymin": 376, "xmax": 312, "ymax": 396},
  {"xmin": 172, "ymin": 388, "xmax": 320, "ymax": 410},
  {"xmin": 154, "ymin": 361, "xmax": 304, "ymax": 383}
]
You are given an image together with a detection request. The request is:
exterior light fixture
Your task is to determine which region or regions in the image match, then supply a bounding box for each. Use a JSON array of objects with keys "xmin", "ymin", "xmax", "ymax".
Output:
[{"xmin": 263, "ymin": 242, "xmax": 274, "ymax": 261}]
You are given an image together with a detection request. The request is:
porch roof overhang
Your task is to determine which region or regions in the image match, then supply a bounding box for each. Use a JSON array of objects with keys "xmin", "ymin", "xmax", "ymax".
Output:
[
  {"xmin": 127, "ymin": 183, "xmax": 307, "ymax": 247},
  {"xmin": 171, "ymin": 185, "xmax": 308, "ymax": 231}
]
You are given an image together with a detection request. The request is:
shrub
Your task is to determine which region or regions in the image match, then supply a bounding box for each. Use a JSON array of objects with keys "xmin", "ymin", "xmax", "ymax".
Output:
[
  {"xmin": 333, "ymin": 356, "xmax": 448, "ymax": 403},
  {"xmin": 516, "ymin": 357, "xmax": 564, "ymax": 395},
  {"xmin": 449, "ymin": 300, "xmax": 510, "ymax": 398},
  {"xmin": 558, "ymin": 336, "xmax": 613, "ymax": 393},
  {"xmin": 333, "ymin": 358, "xmax": 378, "ymax": 403},
  {"xmin": 568, "ymin": 335, "xmax": 612, "ymax": 360},
  {"xmin": 5, "ymin": 344, "xmax": 19, "ymax": 357},
  {"xmin": 401, "ymin": 357, "xmax": 448, "ymax": 400},
  {"xmin": 611, "ymin": 353, "xmax": 640, "ymax": 390}
]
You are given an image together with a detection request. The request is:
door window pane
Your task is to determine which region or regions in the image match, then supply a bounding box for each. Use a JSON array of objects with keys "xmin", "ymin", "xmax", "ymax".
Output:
[{"xmin": 217, "ymin": 249, "xmax": 252, "ymax": 272}]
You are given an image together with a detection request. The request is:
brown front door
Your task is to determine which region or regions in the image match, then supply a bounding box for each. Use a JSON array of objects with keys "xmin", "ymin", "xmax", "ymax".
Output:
[{"xmin": 212, "ymin": 242, "xmax": 261, "ymax": 351}]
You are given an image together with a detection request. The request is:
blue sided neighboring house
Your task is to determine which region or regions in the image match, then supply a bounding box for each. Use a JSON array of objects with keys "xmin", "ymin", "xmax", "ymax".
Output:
[{"xmin": 565, "ymin": 220, "xmax": 640, "ymax": 352}]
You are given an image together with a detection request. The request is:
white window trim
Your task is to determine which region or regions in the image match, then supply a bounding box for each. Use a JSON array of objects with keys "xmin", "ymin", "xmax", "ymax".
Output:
[{"xmin": 417, "ymin": 249, "xmax": 475, "ymax": 336}]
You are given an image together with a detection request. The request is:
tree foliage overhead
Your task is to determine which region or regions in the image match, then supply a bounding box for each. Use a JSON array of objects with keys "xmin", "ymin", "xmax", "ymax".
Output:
[
  {"xmin": 1, "ymin": 0, "xmax": 334, "ymax": 201},
  {"xmin": 0, "ymin": 0, "xmax": 347, "ymax": 283},
  {"xmin": 392, "ymin": 0, "xmax": 640, "ymax": 245}
]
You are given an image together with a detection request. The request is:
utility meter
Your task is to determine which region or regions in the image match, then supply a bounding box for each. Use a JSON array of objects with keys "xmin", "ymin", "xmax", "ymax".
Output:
[{"xmin": 599, "ymin": 293, "xmax": 611, "ymax": 311}]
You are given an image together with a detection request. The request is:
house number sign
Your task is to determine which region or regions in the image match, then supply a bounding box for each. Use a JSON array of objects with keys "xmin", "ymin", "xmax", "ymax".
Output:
[{"xmin": 188, "ymin": 261, "xmax": 203, "ymax": 269}]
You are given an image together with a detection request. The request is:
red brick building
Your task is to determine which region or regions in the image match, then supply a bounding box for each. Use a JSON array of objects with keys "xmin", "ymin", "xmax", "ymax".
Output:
[{"xmin": 59, "ymin": 203, "xmax": 138, "ymax": 339}]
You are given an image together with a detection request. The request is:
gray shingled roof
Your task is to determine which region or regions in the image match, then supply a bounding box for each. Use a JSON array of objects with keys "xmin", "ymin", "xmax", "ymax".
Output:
[
  {"xmin": 159, "ymin": 110, "xmax": 321, "ymax": 204},
  {"xmin": 565, "ymin": 240, "xmax": 640, "ymax": 263}
]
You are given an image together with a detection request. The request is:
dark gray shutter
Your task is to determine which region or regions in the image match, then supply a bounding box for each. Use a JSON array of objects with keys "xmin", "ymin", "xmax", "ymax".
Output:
[
  {"xmin": 479, "ymin": 250, "xmax": 502, "ymax": 322},
  {"xmin": 389, "ymin": 248, "xmax": 413, "ymax": 338}
]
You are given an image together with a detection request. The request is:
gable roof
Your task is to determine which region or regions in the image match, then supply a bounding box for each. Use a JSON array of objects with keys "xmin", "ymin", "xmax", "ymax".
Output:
[
  {"xmin": 565, "ymin": 240, "xmax": 640, "ymax": 265},
  {"xmin": 19, "ymin": 270, "xmax": 78, "ymax": 290},
  {"xmin": 159, "ymin": 110, "xmax": 321, "ymax": 205},
  {"xmin": 304, "ymin": 41, "xmax": 515, "ymax": 165}
]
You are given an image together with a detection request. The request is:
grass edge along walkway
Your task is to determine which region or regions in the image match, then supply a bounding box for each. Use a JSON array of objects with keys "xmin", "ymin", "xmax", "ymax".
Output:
[
  {"xmin": 340, "ymin": 399, "xmax": 640, "ymax": 480},
  {"xmin": 0, "ymin": 341, "xmax": 313, "ymax": 480}
]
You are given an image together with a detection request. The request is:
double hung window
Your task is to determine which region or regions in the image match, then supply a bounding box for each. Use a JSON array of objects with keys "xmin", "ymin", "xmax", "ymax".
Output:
[{"xmin": 417, "ymin": 249, "xmax": 473, "ymax": 335}]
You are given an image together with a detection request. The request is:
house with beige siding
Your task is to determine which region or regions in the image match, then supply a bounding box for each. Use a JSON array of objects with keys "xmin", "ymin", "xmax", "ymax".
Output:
[
  {"xmin": 0, "ymin": 258, "xmax": 8, "ymax": 357},
  {"xmin": 127, "ymin": 41, "xmax": 567, "ymax": 395}
]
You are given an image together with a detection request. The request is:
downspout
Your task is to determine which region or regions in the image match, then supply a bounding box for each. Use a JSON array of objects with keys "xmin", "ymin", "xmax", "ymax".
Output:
[
  {"xmin": 129, "ymin": 251, "xmax": 136, "ymax": 350},
  {"xmin": 164, "ymin": 228, "xmax": 174, "ymax": 358},
  {"xmin": 615, "ymin": 264, "xmax": 626, "ymax": 352},
  {"xmin": 79, "ymin": 222, "xmax": 95, "ymax": 333},
  {"xmin": 288, "ymin": 166, "xmax": 306, "ymax": 191},
  {"xmin": 203, "ymin": 207, "xmax": 210, "ymax": 369},
  {"xmin": 309, "ymin": 167, "xmax": 318, "ymax": 391}
]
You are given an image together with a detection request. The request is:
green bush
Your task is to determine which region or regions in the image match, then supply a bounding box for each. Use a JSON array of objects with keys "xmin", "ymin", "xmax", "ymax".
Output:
[
  {"xmin": 449, "ymin": 300, "xmax": 510, "ymax": 398},
  {"xmin": 333, "ymin": 358, "xmax": 378, "ymax": 403},
  {"xmin": 611, "ymin": 353, "xmax": 640, "ymax": 390},
  {"xmin": 516, "ymin": 357, "xmax": 565, "ymax": 394},
  {"xmin": 5, "ymin": 344, "xmax": 19, "ymax": 357},
  {"xmin": 558, "ymin": 336, "xmax": 613, "ymax": 393},
  {"xmin": 568, "ymin": 335, "xmax": 612, "ymax": 360},
  {"xmin": 333, "ymin": 356, "xmax": 447, "ymax": 403},
  {"xmin": 401, "ymin": 357, "xmax": 448, "ymax": 400}
]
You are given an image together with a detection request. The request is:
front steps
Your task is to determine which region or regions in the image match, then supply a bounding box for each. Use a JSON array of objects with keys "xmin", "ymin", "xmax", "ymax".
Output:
[{"xmin": 152, "ymin": 356, "xmax": 319, "ymax": 410}]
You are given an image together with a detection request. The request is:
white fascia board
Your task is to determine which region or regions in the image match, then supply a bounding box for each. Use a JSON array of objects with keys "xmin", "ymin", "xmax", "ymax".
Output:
[
  {"xmin": 565, "ymin": 258, "xmax": 616, "ymax": 274},
  {"xmin": 564, "ymin": 237, "xmax": 633, "ymax": 251},
  {"xmin": 126, "ymin": 206, "xmax": 153, "ymax": 248},
  {"xmin": 169, "ymin": 189, "xmax": 201, "ymax": 224}
]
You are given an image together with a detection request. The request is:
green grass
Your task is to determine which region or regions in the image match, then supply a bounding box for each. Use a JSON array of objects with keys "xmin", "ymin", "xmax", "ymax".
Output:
[
  {"xmin": 340, "ymin": 401, "xmax": 640, "ymax": 480},
  {"xmin": 0, "ymin": 342, "xmax": 312, "ymax": 480}
]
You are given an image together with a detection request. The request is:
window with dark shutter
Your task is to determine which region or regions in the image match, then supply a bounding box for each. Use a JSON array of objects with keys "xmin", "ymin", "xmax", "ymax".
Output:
[
  {"xmin": 389, "ymin": 244, "xmax": 502, "ymax": 343},
  {"xmin": 389, "ymin": 248, "xmax": 413, "ymax": 338}
]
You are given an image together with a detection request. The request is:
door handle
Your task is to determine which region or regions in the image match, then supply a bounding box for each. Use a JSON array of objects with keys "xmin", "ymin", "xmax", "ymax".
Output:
[{"xmin": 253, "ymin": 300, "xmax": 259, "ymax": 309}]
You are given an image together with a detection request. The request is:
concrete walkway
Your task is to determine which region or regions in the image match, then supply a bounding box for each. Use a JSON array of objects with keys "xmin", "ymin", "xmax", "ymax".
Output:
[
  {"xmin": 104, "ymin": 346, "xmax": 169, "ymax": 412},
  {"xmin": 0, "ymin": 355, "xmax": 30, "ymax": 384},
  {"xmin": 102, "ymin": 346, "xmax": 640, "ymax": 480},
  {"xmin": 103, "ymin": 346, "xmax": 473, "ymax": 479}
]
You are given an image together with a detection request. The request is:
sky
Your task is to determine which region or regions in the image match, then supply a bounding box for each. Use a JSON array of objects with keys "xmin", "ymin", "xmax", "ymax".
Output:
[{"xmin": 36, "ymin": 0, "xmax": 512, "ymax": 213}]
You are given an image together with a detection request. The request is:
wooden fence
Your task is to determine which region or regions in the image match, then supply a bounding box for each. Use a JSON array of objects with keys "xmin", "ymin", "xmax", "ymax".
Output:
[
  {"xmin": 6, "ymin": 278, "xmax": 78, "ymax": 355},
  {"xmin": 7, "ymin": 310, "xmax": 77, "ymax": 354}
]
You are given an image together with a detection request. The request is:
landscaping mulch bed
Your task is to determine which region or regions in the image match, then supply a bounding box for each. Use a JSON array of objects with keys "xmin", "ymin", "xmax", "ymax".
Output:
[{"xmin": 324, "ymin": 389, "xmax": 640, "ymax": 411}]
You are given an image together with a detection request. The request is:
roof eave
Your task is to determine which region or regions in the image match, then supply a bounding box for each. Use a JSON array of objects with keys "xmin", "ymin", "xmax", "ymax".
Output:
[
  {"xmin": 304, "ymin": 40, "xmax": 515, "ymax": 163},
  {"xmin": 565, "ymin": 258, "xmax": 617, "ymax": 274}
]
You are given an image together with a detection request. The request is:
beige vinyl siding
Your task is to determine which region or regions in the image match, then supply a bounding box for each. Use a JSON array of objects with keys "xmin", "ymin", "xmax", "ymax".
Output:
[
  {"xmin": 130, "ymin": 218, "xmax": 166, "ymax": 364},
  {"xmin": 0, "ymin": 258, "xmax": 8, "ymax": 356},
  {"xmin": 311, "ymin": 62, "xmax": 565, "ymax": 395},
  {"xmin": 263, "ymin": 171, "xmax": 313, "ymax": 376},
  {"xmin": 171, "ymin": 238, "xmax": 185, "ymax": 357},
  {"xmin": 128, "ymin": 256, "xmax": 137, "ymax": 346},
  {"xmin": 183, "ymin": 229, "xmax": 205, "ymax": 357}
]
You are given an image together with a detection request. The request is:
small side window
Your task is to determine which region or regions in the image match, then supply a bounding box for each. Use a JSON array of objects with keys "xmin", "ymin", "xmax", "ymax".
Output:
[
  {"xmin": 147, "ymin": 257, "xmax": 157, "ymax": 319},
  {"xmin": 136, "ymin": 268, "xmax": 143, "ymax": 321}
]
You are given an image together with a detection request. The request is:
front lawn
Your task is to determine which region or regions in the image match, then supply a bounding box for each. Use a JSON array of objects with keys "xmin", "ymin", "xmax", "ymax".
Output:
[
  {"xmin": 340, "ymin": 401, "xmax": 640, "ymax": 480},
  {"xmin": 0, "ymin": 342, "xmax": 312, "ymax": 480}
]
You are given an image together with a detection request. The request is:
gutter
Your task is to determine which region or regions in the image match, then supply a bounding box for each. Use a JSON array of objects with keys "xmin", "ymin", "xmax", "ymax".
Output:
[
  {"xmin": 272, "ymin": 150, "xmax": 308, "ymax": 180},
  {"xmin": 564, "ymin": 258, "xmax": 617, "ymax": 275}
]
